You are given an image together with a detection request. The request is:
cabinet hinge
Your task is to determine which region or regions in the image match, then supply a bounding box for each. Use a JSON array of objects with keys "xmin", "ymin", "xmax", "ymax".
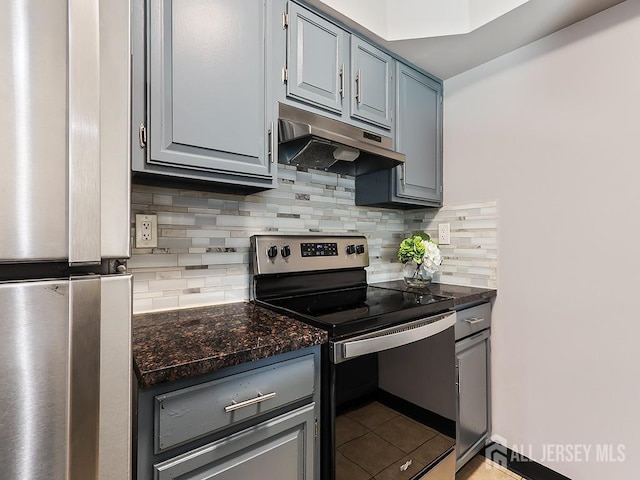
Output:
[
  {"xmin": 138, "ymin": 123, "xmax": 147, "ymax": 148},
  {"xmin": 439, "ymin": 184, "xmax": 443, "ymax": 193},
  {"xmin": 314, "ymin": 418, "xmax": 318, "ymax": 438},
  {"xmin": 282, "ymin": 67, "xmax": 288, "ymax": 83},
  {"xmin": 282, "ymin": 12, "xmax": 289, "ymax": 29}
]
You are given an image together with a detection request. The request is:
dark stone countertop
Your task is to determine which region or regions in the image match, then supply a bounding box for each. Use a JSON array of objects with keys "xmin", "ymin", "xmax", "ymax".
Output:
[
  {"xmin": 133, "ymin": 302, "xmax": 328, "ymax": 388},
  {"xmin": 371, "ymin": 280, "xmax": 496, "ymax": 307}
]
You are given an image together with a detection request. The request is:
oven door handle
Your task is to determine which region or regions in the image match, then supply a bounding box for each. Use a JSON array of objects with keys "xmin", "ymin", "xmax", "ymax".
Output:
[{"xmin": 332, "ymin": 311, "xmax": 456, "ymax": 363}]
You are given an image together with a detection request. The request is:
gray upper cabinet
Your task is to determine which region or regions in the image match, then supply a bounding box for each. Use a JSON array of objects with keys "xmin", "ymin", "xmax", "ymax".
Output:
[
  {"xmin": 286, "ymin": 2, "xmax": 346, "ymax": 114},
  {"xmin": 395, "ymin": 63, "xmax": 442, "ymax": 204},
  {"xmin": 282, "ymin": 2, "xmax": 393, "ymax": 134},
  {"xmin": 350, "ymin": 36, "xmax": 394, "ymax": 129},
  {"xmin": 355, "ymin": 62, "xmax": 443, "ymax": 208},
  {"xmin": 132, "ymin": 0, "xmax": 276, "ymax": 191}
]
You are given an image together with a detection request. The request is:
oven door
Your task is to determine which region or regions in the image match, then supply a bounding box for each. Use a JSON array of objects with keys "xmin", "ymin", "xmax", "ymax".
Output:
[
  {"xmin": 328, "ymin": 311, "xmax": 457, "ymax": 480},
  {"xmin": 331, "ymin": 311, "xmax": 456, "ymax": 364}
]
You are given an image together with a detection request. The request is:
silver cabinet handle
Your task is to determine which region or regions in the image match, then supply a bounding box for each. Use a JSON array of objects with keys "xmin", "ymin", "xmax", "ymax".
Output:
[
  {"xmin": 401, "ymin": 164, "xmax": 406, "ymax": 187},
  {"xmin": 138, "ymin": 123, "xmax": 147, "ymax": 148},
  {"xmin": 224, "ymin": 392, "xmax": 277, "ymax": 413},
  {"xmin": 355, "ymin": 68, "xmax": 362, "ymax": 104},
  {"xmin": 464, "ymin": 317, "xmax": 485, "ymax": 324},
  {"xmin": 339, "ymin": 64, "xmax": 345, "ymax": 99}
]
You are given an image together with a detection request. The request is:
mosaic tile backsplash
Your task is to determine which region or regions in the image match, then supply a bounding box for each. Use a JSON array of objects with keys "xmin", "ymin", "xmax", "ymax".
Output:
[
  {"xmin": 130, "ymin": 166, "xmax": 497, "ymax": 313},
  {"xmin": 406, "ymin": 202, "xmax": 498, "ymax": 288}
]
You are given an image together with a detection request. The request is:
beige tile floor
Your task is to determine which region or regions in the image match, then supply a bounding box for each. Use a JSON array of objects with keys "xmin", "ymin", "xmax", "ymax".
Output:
[
  {"xmin": 456, "ymin": 455, "xmax": 526, "ymax": 480},
  {"xmin": 336, "ymin": 401, "xmax": 525, "ymax": 480},
  {"xmin": 336, "ymin": 401, "xmax": 455, "ymax": 480}
]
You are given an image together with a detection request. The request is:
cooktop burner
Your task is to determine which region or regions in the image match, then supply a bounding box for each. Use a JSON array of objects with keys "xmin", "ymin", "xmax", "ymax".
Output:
[{"xmin": 261, "ymin": 285, "xmax": 454, "ymax": 338}]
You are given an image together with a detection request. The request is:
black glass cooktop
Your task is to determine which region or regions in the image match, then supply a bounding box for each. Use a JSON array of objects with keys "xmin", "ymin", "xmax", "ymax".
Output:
[{"xmin": 260, "ymin": 285, "xmax": 454, "ymax": 339}]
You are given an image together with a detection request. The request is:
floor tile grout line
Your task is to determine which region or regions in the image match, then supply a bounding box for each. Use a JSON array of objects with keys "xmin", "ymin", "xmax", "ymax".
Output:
[{"xmin": 338, "ymin": 402, "xmax": 456, "ymax": 479}]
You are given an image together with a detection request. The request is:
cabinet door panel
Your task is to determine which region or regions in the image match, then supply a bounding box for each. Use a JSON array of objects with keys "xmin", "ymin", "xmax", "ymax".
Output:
[
  {"xmin": 395, "ymin": 63, "xmax": 442, "ymax": 203},
  {"xmin": 287, "ymin": 2, "xmax": 344, "ymax": 114},
  {"xmin": 154, "ymin": 404, "xmax": 315, "ymax": 480},
  {"xmin": 350, "ymin": 37, "xmax": 393, "ymax": 129},
  {"xmin": 456, "ymin": 334, "xmax": 490, "ymax": 462},
  {"xmin": 148, "ymin": 0, "xmax": 271, "ymax": 177}
]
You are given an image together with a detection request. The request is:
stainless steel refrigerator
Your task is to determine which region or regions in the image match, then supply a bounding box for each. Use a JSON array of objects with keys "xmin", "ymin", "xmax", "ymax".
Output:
[{"xmin": 1, "ymin": 1, "xmax": 132, "ymax": 479}]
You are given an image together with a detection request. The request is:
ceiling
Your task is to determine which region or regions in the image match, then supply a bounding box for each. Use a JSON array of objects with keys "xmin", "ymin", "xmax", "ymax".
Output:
[{"xmin": 304, "ymin": 0, "xmax": 627, "ymax": 79}]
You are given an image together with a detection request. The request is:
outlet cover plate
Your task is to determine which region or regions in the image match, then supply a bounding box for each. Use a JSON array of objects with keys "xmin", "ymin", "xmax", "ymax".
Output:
[
  {"xmin": 438, "ymin": 223, "xmax": 451, "ymax": 245},
  {"xmin": 135, "ymin": 214, "xmax": 158, "ymax": 248}
]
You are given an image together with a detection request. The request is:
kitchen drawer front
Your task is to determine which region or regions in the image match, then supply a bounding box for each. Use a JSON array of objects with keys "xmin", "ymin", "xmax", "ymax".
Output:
[
  {"xmin": 154, "ymin": 354, "xmax": 315, "ymax": 452},
  {"xmin": 455, "ymin": 302, "xmax": 491, "ymax": 340},
  {"xmin": 154, "ymin": 403, "xmax": 315, "ymax": 480}
]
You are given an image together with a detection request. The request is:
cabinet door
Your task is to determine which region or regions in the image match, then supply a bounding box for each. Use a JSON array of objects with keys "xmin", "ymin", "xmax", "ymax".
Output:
[
  {"xmin": 287, "ymin": 2, "xmax": 346, "ymax": 114},
  {"xmin": 350, "ymin": 36, "xmax": 394, "ymax": 129},
  {"xmin": 456, "ymin": 332, "xmax": 490, "ymax": 468},
  {"xmin": 148, "ymin": 0, "xmax": 272, "ymax": 178},
  {"xmin": 154, "ymin": 404, "xmax": 316, "ymax": 480},
  {"xmin": 395, "ymin": 63, "xmax": 443, "ymax": 204}
]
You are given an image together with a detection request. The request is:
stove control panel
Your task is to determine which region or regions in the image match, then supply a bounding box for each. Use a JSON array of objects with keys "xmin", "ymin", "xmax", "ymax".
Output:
[
  {"xmin": 251, "ymin": 235, "xmax": 369, "ymax": 275},
  {"xmin": 301, "ymin": 242, "xmax": 338, "ymax": 257}
]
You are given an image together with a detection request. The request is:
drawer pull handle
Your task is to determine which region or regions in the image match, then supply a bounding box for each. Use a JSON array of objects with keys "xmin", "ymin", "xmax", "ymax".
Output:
[
  {"xmin": 224, "ymin": 392, "xmax": 277, "ymax": 413},
  {"xmin": 464, "ymin": 317, "xmax": 484, "ymax": 325}
]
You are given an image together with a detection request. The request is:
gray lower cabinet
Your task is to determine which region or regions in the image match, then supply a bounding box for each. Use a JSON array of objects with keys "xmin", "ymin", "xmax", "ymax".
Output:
[
  {"xmin": 136, "ymin": 347, "xmax": 321, "ymax": 480},
  {"xmin": 455, "ymin": 326, "xmax": 491, "ymax": 470},
  {"xmin": 131, "ymin": 0, "xmax": 277, "ymax": 191},
  {"xmin": 154, "ymin": 404, "xmax": 315, "ymax": 480},
  {"xmin": 355, "ymin": 63, "xmax": 443, "ymax": 208}
]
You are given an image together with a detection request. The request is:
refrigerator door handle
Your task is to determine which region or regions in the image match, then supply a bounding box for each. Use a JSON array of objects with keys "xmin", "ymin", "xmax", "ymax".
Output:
[
  {"xmin": 99, "ymin": 0, "xmax": 132, "ymax": 259},
  {"xmin": 68, "ymin": 0, "xmax": 101, "ymax": 265},
  {"xmin": 69, "ymin": 276, "xmax": 102, "ymax": 480}
]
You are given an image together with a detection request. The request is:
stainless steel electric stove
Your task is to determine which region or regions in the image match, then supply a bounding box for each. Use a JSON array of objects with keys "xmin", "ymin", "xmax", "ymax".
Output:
[{"xmin": 251, "ymin": 235, "xmax": 458, "ymax": 480}]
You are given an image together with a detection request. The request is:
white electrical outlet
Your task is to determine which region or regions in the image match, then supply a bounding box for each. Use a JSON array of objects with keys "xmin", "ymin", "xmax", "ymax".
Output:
[
  {"xmin": 135, "ymin": 214, "xmax": 158, "ymax": 248},
  {"xmin": 438, "ymin": 223, "xmax": 451, "ymax": 245}
]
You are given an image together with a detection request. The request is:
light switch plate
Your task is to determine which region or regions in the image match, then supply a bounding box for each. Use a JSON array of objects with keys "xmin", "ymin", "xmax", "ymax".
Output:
[{"xmin": 135, "ymin": 214, "xmax": 158, "ymax": 248}]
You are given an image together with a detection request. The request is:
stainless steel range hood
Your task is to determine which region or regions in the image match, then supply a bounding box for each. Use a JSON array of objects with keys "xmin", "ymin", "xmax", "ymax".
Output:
[{"xmin": 278, "ymin": 103, "xmax": 405, "ymax": 176}]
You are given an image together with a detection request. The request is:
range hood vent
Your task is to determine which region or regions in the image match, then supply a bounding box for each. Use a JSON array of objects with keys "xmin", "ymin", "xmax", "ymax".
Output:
[{"xmin": 278, "ymin": 103, "xmax": 405, "ymax": 176}]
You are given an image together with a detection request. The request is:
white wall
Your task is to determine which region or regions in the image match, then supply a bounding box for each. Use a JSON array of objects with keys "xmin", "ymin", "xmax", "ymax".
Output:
[
  {"xmin": 318, "ymin": 0, "xmax": 529, "ymax": 39},
  {"xmin": 443, "ymin": 1, "xmax": 640, "ymax": 478}
]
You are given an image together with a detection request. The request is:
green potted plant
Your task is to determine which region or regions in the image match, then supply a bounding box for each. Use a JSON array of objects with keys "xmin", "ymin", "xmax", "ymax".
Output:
[{"xmin": 397, "ymin": 232, "xmax": 442, "ymax": 287}]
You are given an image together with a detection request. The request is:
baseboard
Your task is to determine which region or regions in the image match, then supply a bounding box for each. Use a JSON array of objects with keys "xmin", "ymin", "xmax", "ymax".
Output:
[{"xmin": 482, "ymin": 442, "xmax": 572, "ymax": 480}]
